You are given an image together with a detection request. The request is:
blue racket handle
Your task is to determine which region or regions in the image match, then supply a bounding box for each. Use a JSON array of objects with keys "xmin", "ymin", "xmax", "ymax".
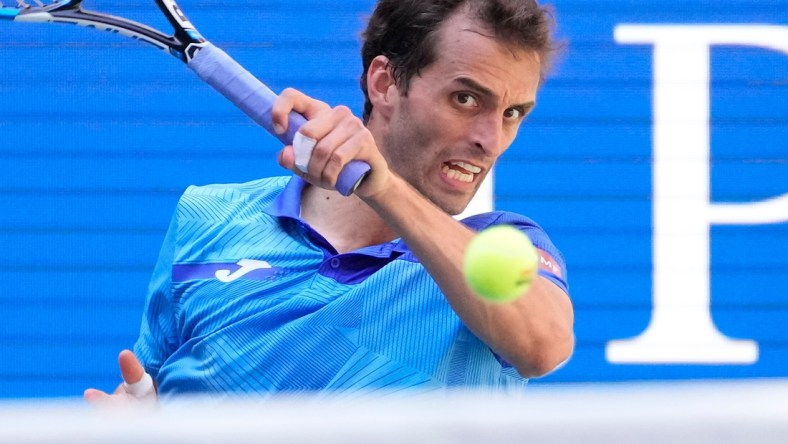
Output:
[{"xmin": 187, "ymin": 43, "xmax": 371, "ymax": 196}]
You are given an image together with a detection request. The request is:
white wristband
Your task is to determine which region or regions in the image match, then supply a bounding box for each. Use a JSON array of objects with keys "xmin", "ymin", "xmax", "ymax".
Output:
[
  {"xmin": 123, "ymin": 372, "xmax": 154, "ymax": 398},
  {"xmin": 293, "ymin": 131, "xmax": 317, "ymax": 173}
]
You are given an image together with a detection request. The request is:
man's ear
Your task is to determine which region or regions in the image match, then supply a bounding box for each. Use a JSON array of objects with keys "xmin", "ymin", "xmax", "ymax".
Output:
[{"xmin": 366, "ymin": 55, "xmax": 398, "ymax": 120}]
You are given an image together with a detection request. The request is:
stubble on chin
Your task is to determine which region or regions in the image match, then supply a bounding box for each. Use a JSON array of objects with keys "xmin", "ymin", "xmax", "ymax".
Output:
[{"xmin": 379, "ymin": 106, "xmax": 478, "ymax": 216}]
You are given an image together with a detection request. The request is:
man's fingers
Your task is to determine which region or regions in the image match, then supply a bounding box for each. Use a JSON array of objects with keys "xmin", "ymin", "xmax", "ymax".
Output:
[
  {"xmin": 83, "ymin": 388, "xmax": 110, "ymax": 404},
  {"xmin": 118, "ymin": 349, "xmax": 145, "ymax": 385},
  {"xmin": 318, "ymin": 131, "xmax": 370, "ymax": 186},
  {"xmin": 278, "ymin": 145, "xmax": 296, "ymax": 171},
  {"xmin": 272, "ymin": 88, "xmax": 331, "ymax": 134},
  {"xmin": 298, "ymin": 106, "xmax": 363, "ymax": 179},
  {"xmin": 83, "ymin": 351, "xmax": 156, "ymax": 406}
]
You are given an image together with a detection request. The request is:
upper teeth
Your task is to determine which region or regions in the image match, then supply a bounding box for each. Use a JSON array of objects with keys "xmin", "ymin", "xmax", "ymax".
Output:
[
  {"xmin": 450, "ymin": 161, "xmax": 481, "ymax": 173},
  {"xmin": 442, "ymin": 161, "xmax": 481, "ymax": 183}
]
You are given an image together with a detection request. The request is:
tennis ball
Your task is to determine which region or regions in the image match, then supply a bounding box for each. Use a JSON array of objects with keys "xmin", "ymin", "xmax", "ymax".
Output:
[{"xmin": 463, "ymin": 225, "xmax": 539, "ymax": 303}]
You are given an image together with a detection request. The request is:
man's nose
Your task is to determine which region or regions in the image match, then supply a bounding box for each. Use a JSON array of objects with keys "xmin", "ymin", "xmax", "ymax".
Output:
[{"xmin": 470, "ymin": 113, "xmax": 506, "ymax": 157}]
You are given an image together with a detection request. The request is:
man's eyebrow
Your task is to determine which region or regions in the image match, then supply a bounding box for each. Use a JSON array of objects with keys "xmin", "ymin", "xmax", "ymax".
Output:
[
  {"xmin": 454, "ymin": 77, "xmax": 496, "ymax": 99},
  {"xmin": 453, "ymin": 77, "xmax": 535, "ymax": 111}
]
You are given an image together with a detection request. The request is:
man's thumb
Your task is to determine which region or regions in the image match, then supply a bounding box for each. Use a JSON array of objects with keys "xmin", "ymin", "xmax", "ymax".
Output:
[{"xmin": 118, "ymin": 349, "xmax": 145, "ymax": 384}]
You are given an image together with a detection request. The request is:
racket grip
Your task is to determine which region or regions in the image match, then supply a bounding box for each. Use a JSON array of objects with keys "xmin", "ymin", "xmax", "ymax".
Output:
[{"xmin": 187, "ymin": 43, "xmax": 370, "ymax": 196}]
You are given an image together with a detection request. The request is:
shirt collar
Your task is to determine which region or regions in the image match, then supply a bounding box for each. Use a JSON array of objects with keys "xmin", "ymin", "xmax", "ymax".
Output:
[
  {"xmin": 264, "ymin": 175, "xmax": 306, "ymax": 219},
  {"xmin": 263, "ymin": 176, "xmax": 410, "ymax": 257}
]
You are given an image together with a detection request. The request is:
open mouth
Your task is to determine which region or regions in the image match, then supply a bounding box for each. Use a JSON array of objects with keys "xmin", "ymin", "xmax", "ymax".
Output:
[{"xmin": 442, "ymin": 161, "xmax": 482, "ymax": 183}]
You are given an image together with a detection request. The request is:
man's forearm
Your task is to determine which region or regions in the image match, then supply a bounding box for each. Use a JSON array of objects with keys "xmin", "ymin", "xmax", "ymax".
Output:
[{"xmin": 362, "ymin": 175, "xmax": 574, "ymax": 377}]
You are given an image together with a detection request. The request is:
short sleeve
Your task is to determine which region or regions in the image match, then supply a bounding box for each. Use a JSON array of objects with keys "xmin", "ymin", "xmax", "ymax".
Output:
[
  {"xmin": 133, "ymin": 208, "xmax": 180, "ymax": 380},
  {"xmin": 461, "ymin": 211, "xmax": 569, "ymax": 295}
]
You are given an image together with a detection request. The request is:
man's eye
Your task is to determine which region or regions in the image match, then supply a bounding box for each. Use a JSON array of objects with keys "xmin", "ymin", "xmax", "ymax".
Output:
[
  {"xmin": 504, "ymin": 107, "xmax": 523, "ymax": 120},
  {"xmin": 455, "ymin": 93, "xmax": 478, "ymax": 107}
]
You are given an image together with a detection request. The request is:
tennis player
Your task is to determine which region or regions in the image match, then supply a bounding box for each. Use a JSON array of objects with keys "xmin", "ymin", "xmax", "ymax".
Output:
[{"xmin": 85, "ymin": 0, "xmax": 574, "ymax": 402}]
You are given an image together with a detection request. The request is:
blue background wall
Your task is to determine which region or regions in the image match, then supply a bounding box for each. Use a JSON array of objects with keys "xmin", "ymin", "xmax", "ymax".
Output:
[{"xmin": 0, "ymin": 0, "xmax": 785, "ymax": 397}]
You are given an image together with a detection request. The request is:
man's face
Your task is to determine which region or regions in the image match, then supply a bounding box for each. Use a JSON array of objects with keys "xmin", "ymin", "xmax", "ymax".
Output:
[{"xmin": 380, "ymin": 12, "xmax": 542, "ymax": 215}]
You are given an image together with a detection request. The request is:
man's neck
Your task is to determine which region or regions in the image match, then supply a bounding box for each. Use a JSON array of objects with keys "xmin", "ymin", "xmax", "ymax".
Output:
[{"xmin": 300, "ymin": 184, "xmax": 398, "ymax": 254}]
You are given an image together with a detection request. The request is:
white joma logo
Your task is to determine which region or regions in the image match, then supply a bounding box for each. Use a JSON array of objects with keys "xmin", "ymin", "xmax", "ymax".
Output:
[
  {"xmin": 215, "ymin": 259, "xmax": 272, "ymax": 283},
  {"xmin": 539, "ymin": 255, "xmax": 557, "ymax": 274}
]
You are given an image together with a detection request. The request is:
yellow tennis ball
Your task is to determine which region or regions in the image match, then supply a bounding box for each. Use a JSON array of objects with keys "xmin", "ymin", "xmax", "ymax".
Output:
[{"xmin": 463, "ymin": 225, "xmax": 539, "ymax": 303}]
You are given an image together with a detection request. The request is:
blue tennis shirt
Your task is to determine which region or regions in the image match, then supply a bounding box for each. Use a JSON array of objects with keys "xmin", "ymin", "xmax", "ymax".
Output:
[{"xmin": 134, "ymin": 176, "xmax": 569, "ymax": 398}]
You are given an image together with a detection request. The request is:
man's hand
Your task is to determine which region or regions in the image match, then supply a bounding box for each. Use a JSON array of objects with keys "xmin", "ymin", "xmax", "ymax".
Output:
[
  {"xmin": 83, "ymin": 349, "xmax": 157, "ymax": 405},
  {"xmin": 272, "ymin": 88, "xmax": 390, "ymax": 197}
]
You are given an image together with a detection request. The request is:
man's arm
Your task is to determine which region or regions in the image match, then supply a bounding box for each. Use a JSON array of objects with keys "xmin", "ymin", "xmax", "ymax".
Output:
[
  {"xmin": 362, "ymin": 175, "xmax": 574, "ymax": 377},
  {"xmin": 272, "ymin": 89, "xmax": 574, "ymax": 378}
]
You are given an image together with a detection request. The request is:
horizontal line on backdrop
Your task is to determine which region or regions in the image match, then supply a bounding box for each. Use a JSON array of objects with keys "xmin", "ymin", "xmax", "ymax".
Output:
[
  {"xmin": 3, "ymin": 151, "xmax": 785, "ymax": 164},
  {"xmin": 550, "ymin": 41, "xmax": 788, "ymax": 52},
  {"xmin": 534, "ymin": 227, "xmax": 788, "ymax": 236},
  {"xmin": 33, "ymin": 0, "xmax": 779, "ymax": 12},
  {"xmin": 0, "ymin": 227, "xmax": 164, "ymax": 235},
  {"xmin": 2, "ymin": 189, "xmax": 785, "ymax": 203},
  {"xmin": 2, "ymin": 116, "xmax": 784, "ymax": 126},
  {"xmin": 3, "ymin": 77, "xmax": 784, "ymax": 89},
  {"xmin": 560, "ymin": 6, "xmax": 785, "ymax": 14},
  {"xmin": 0, "ymin": 188, "xmax": 182, "ymax": 196},
  {"xmin": 0, "ymin": 265, "xmax": 153, "ymax": 273},
  {"xmin": 0, "ymin": 150, "xmax": 264, "ymax": 159},
  {"xmin": 574, "ymin": 303, "xmax": 788, "ymax": 311},
  {"xmin": 3, "ymin": 264, "xmax": 784, "ymax": 274},
  {"xmin": 63, "ymin": 1, "xmax": 376, "ymax": 11},
  {"xmin": 573, "ymin": 339, "xmax": 788, "ymax": 348},
  {"xmin": 1, "ymin": 300, "xmax": 142, "ymax": 309},
  {"xmin": 0, "ymin": 121, "xmax": 346, "ymax": 132},
  {"xmin": 497, "ymin": 194, "xmax": 782, "ymax": 202},
  {"xmin": 0, "ymin": 225, "xmax": 425, "ymax": 234},
  {"xmin": 492, "ymin": 194, "xmax": 652, "ymax": 201},
  {"xmin": 0, "ymin": 33, "xmax": 777, "ymax": 49},
  {"xmin": 0, "ymin": 189, "xmax": 654, "ymax": 200},
  {"xmin": 568, "ymin": 265, "xmax": 788, "ymax": 274},
  {"xmin": 0, "ymin": 116, "xmax": 266, "ymax": 125},
  {"xmin": 0, "ymin": 40, "xmax": 359, "ymax": 49},
  {"xmin": 0, "ymin": 372, "xmax": 127, "ymax": 382},
  {"xmin": 3, "ymin": 226, "xmax": 787, "ymax": 238},
  {"xmin": 0, "ymin": 371, "xmax": 126, "ymax": 380},
  {"xmin": 0, "ymin": 78, "xmax": 353, "ymax": 87},
  {"xmin": 500, "ymin": 156, "xmax": 788, "ymax": 164},
  {"xmin": 2, "ymin": 334, "xmax": 137, "ymax": 342}
]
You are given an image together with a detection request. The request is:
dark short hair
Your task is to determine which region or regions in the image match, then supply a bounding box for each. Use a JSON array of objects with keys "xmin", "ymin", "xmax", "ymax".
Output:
[{"xmin": 360, "ymin": 0, "xmax": 557, "ymax": 122}]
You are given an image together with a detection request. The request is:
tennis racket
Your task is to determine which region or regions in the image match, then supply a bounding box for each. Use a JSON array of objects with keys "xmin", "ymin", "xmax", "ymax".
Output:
[{"xmin": 0, "ymin": 0, "xmax": 370, "ymax": 196}]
